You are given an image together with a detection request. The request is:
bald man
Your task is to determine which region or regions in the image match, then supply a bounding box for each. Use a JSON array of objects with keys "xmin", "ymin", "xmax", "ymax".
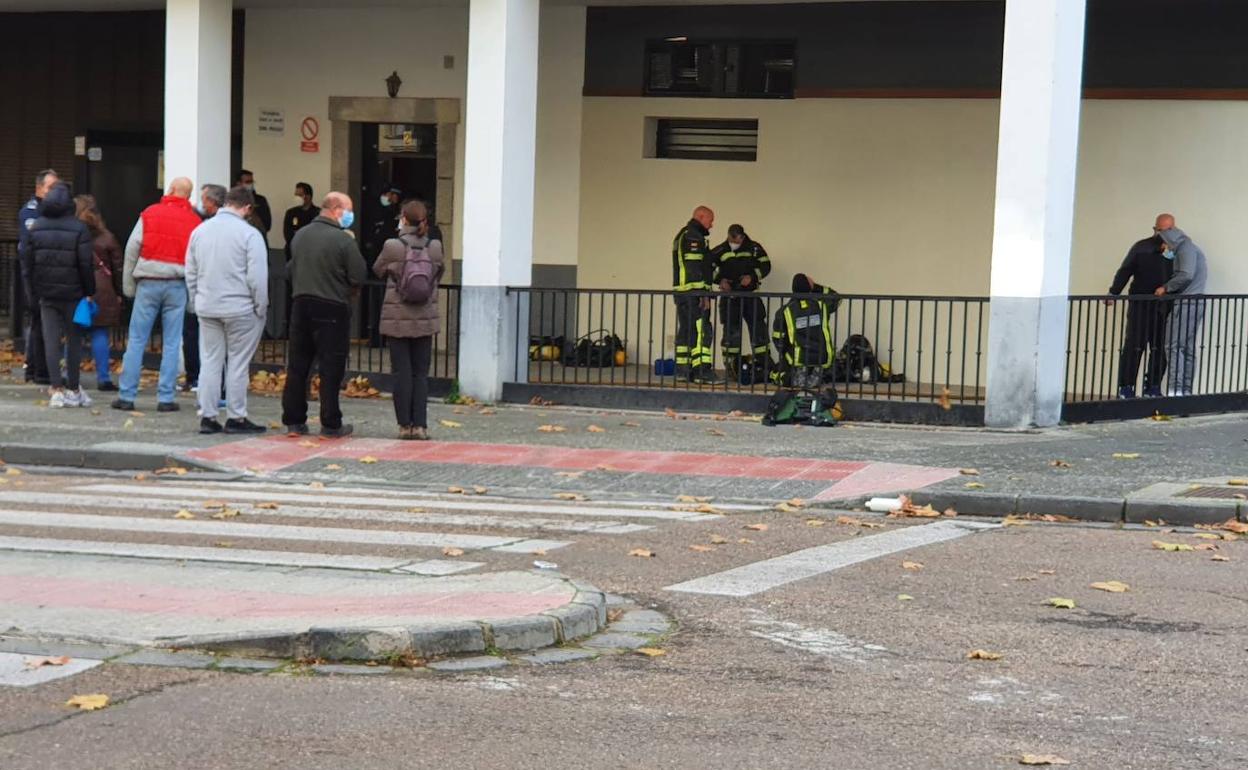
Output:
[
  {"xmin": 1152, "ymin": 213, "xmax": 1209, "ymax": 396},
  {"xmin": 672, "ymin": 206, "xmax": 722, "ymax": 385},
  {"xmin": 113, "ymin": 177, "xmax": 202, "ymax": 412},
  {"xmin": 282, "ymin": 192, "xmax": 367, "ymax": 437}
]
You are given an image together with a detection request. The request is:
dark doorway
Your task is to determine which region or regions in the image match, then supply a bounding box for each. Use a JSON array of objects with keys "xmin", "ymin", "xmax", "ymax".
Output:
[{"xmin": 81, "ymin": 131, "xmax": 163, "ymax": 238}]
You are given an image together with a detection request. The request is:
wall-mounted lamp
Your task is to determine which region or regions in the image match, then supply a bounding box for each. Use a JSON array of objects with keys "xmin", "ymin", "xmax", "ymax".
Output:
[{"xmin": 386, "ymin": 71, "xmax": 402, "ymax": 98}]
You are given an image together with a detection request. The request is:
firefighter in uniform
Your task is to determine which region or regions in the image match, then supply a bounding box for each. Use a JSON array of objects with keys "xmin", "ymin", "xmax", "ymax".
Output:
[
  {"xmin": 765, "ymin": 273, "xmax": 841, "ymax": 426},
  {"xmin": 672, "ymin": 206, "xmax": 721, "ymax": 385},
  {"xmin": 711, "ymin": 224, "xmax": 772, "ymax": 380}
]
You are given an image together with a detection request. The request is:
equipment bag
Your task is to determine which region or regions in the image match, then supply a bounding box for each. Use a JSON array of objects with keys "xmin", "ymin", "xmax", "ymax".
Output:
[
  {"xmin": 833, "ymin": 334, "xmax": 906, "ymax": 384},
  {"xmin": 395, "ymin": 235, "xmax": 436, "ymax": 304},
  {"xmin": 562, "ymin": 330, "xmax": 625, "ymax": 368}
]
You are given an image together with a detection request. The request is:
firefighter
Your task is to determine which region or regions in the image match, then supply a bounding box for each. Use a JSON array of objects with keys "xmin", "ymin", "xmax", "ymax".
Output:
[
  {"xmin": 671, "ymin": 206, "xmax": 721, "ymax": 385},
  {"xmin": 712, "ymin": 224, "xmax": 772, "ymax": 380},
  {"xmin": 765, "ymin": 273, "xmax": 841, "ymax": 426}
]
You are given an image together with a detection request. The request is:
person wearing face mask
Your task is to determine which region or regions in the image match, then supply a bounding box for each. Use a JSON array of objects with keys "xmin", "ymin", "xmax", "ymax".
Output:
[
  {"xmin": 182, "ymin": 183, "xmax": 227, "ymax": 393},
  {"xmin": 1104, "ymin": 231, "xmax": 1173, "ymax": 399},
  {"xmin": 282, "ymin": 183, "xmax": 319, "ymax": 261},
  {"xmin": 1152, "ymin": 213, "xmax": 1210, "ymax": 397},
  {"xmin": 711, "ymin": 224, "xmax": 772, "ymax": 381},
  {"xmin": 373, "ymin": 200, "xmax": 444, "ymax": 440},
  {"xmin": 367, "ymin": 186, "xmax": 403, "ymax": 257},
  {"xmin": 672, "ymin": 205, "xmax": 722, "ymax": 385},
  {"xmin": 234, "ymin": 170, "xmax": 272, "ymax": 235},
  {"xmin": 17, "ymin": 169, "xmax": 59, "ymax": 385},
  {"xmin": 282, "ymin": 192, "xmax": 367, "ymax": 438}
]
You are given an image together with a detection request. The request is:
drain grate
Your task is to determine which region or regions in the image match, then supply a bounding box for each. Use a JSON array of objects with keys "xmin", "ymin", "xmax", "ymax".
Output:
[{"xmin": 1175, "ymin": 485, "xmax": 1248, "ymax": 500}]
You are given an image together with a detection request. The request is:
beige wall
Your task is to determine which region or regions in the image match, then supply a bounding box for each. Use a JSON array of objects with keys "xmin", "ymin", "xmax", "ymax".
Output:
[{"xmin": 534, "ymin": 6, "xmax": 586, "ymax": 267}]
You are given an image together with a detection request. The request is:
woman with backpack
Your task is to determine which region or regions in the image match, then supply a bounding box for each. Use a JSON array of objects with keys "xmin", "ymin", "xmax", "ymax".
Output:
[
  {"xmin": 74, "ymin": 195, "xmax": 124, "ymax": 391},
  {"xmin": 373, "ymin": 200, "xmax": 444, "ymax": 440}
]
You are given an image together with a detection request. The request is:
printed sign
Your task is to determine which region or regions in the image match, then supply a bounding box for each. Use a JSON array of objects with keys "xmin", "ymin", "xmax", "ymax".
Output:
[
  {"xmin": 74, "ymin": 136, "xmax": 86, "ymax": 156},
  {"xmin": 258, "ymin": 109, "xmax": 285, "ymax": 136},
  {"xmin": 300, "ymin": 117, "xmax": 320, "ymax": 153},
  {"xmin": 87, "ymin": 147, "xmax": 103, "ymax": 162}
]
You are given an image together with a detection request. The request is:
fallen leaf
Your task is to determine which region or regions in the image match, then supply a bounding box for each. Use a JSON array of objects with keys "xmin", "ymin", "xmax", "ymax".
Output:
[
  {"xmin": 806, "ymin": 518, "xmax": 826, "ymax": 527},
  {"xmin": 359, "ymin": 456, "xmax": 379, "ymax": 464},
  {"xmin": 1015, "ymin": 575, "xmax": 1039, "ymax": 582},
  {"xmin": 902, "ymin": 561, "xmax": 924, "ymax": 571},
  {"xmin": 268, "ymin": 421, "xmax": 282, "ymax": 430},
  {"xmin": 1037, "ymin": 569, "xmax": 1056, "ymax": 575},
  {"xmin": 1227, "ymin": 479, "xmax": 1248, "ymax": 486},
  {"xmin": 1217, "ymin": 519, "xmax": 1248, "ymax": 534},
  {"xmin": 129, "ymin": 411, "xmax": 145, "ymax": 417},
  {"xmin": 1019, "ymin": 755, "xmax": 1071, "ymax": 767},
  {"xmin": 706, "ymin": 428, "xmax": 726, "ymax": 437},
  {"xmin": 1047, "ymin": 598, "xmax": 1076, "ymax": 609},
  {"xmin": 696, "ymin": 504, "xmax": 724, "ymax": 515},
  {"xmin": 676, "ymin": 495, "xmax": 712, "ymax": 503},
  {"xmin": 621, "ymin": 421, "xmax": 641, "ymax": 428},
  {"xmin": 478, "ymin": 407, "xmax": 497, "ymax": 416},
  {"xmin": 628, "ymin": 548, "xmax": 655, "ymax": 558},
  {"xmin": 531, "ymin": 549, "xmax": 548, "ymax": 557},
  {"xmin": 213, "ymin": 542, "xmax": 234, "ymax": 548},
  {"xmin": 254, "ymin": 502, "xmax": 280, "ymax": 510},
  {"xmin": 709, "ymin": 535, "xmax": 729, "ymax": 545},
  {"xmin": 202, "ymin": 500, "xmax": 227, "ymax": 510},
  {"xmin": 25, "ymin": 656, "xmax": 71, "ymax": 668},
  {"xmin": 966, "ymin": 649, "xmax": 1003, "ymax": 661},
  {"xmin": 442, "ymin": 547, "xmax": 465, "ymax": 557},
  {"xmin": 664, "ymin": 407, "xmax": 679, "ymax": 419},
  {"xmin": 65, "ymin": 694, "xmax": 110, "ymax": 711},
  {"xmin": 537, "ymin": 425, "xmax": 566, "ymax": 433},
  {"xmin": 1150, "ymin": 412, "xmax": 1172, "ymax": 422},
  {"xmin": 773, "ymin": 503, "xmax": 802, "ymax": 513},
  {"xmin": 586, "ymin": 425, "xmax": 606, "ymax": 433},
  {"xmin": 472, "ymin": 486, "xmax": 488, "ymax": 495},
  {"xmin": 1050, "ymin": 459, "xmax": 1073, "ymax": 468},
  {"xmin": 965, "ymin": 482, "xmax": 985, "ymax": 489},
  {"xmin": 835, "ymin": 515, "xmax": 862, "ymax": 526},
  {"xmin": 1112, "ymin": 452, "xmax": 1141, "ymax": 460},
  {"xmin": 897, "ymin": 594, "xmax": 914, "ymax": 601},
  {"xmin": 1212, "ymin": 554, "xmax": 1231, "ymax": 562},
  {"xmin": 786, "ymin": 498, "xmax": 806, "ymax": 508},
  {"xmin": 938, "ymin": 387, "xmax": 952, "ymax": 411},
  {"xmin": 153, "ymin": 466, "xmax": 188, "ymax": 476},
  {"xmin": 324, "ymin": 464, "xmax": 343, "ymax": 471},
  {"xmin": 636, "ymin": 647, "xmax": 666, "ymax": 657},
  {"xmin": 688, "ymin": 544, "xmax": 715, "ymax": 552},
  {"xmin": 1142, "ymin": 519, "xmax": 1165, "ymax": 528},
  {"xmin": 298, "ymin": 440, "xmax": 318, "ymax": 448},
  {"xmin": 554, "ymin": 492, "xmax": 587, "ymax": 501},
  {"xmin": 744, "ymin": 523, "xmax": 769, "ymax": 532},
  {"xmin": 959, "ymin": 468, "xmax": 980, "ymax": 476},
  {"xmin": 439, "ymin": 419, "xmax": 463, "ymax": 429},
  {"xmin": 1152, "ymin": 540, "xmax": 1195, "ymax": 552},
  {"xmin": 1090, "ymin": 580, "xmax": 1130, "ymax": 593},
  {"xmin": 173, "ymin": 509, "xmax": 195, "ymax": 520},
  {"xmin": 554, "ymin": 471, "xmax": 585, "ymax": 479},
  {"xmin": 122, "ymin": 418, "xmax": 135, "ymax": 430},
  {"xmin": 737, "ymin": 538, "xmax": 755, "ymax": 545},
  {"xmin": 447, "ymin": 486, "xmax": 465, "ymax": 494},
  {"xmin": 211, "ymin": 509, "xmax": 240, "ymax": 520},
  {"xmin": 308, "ymin": 481, "xmax": 325, "ymax": 489}
]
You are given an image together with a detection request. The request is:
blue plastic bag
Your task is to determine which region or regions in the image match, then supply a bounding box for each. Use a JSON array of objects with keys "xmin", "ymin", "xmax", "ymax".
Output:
[{"xmin": 73, "ymin": 297, "xmax": 98, "ymax": 328}]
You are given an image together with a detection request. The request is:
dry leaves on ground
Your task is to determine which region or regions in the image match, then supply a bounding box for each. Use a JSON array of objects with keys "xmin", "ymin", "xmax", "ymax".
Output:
[
  {"xmin": 153, "ymin": 466, "xmax": 188, "ymax": 476},
  {"xmin": 65, "ymin": 694, "xmax": 110, "ymax": 711},
  {"xmin": 447, "ymin": 486, "xmax": 465, "ymax": 494},
  {"xmin": 297, "ymin": 439, "xmax": 318, "ymax": 448},
  {"xmin": 774, "ymin": 502, "xmax": 802, "ymax": 513},
  {"xmin": 442, "ymin": 547, "xmax": 465, "ymax": 557},
  {"xmin": 554, "ymin": 471, "xmax": 585, "ymax": 479},
  {"xmin": 439, "ymin": 419, "xmax": 463, "ymax": 429},
  {"xmin": 309, "ymin": 481, "xmax": 325, "ymax": 489},
  {"xmin": 1227, "ymin": 479, "xmax": 1248, "ymax": 486},
  {"xmin": 887, "ymin": 495, "xmax": 952, "ymax": 518},
  {"xmin": 1019, "ymin": 755, "xmax": 1071, "ymax": 767},
  {"xmin": 897, "ymin": 594, "xmax": 914, "ymax": 601},
  {"xmin": 1112, "ymin": 452, "xmax": 1141, "ymax": 460},
  {"xmin": 938, "ymin": 387, "xmax": 952, "ymax": 411},
  {"xmin": 537, "ymin": 425, "xmax": 566, "ymax": 433},
  {"xmin": 902, "ymin": 561, "xmax": 924, "ymax": 571},
  {"xmin": 959, "ymin": 468, "xmax": 980, "ymax": 476},
  {"xmin": 709, "ymin": 535, "xmax": 729, "ymax": 545},
  {"xmin": 965, "ymin": 482, "xmax": 985, "ymax": 489},
  {"xmin": 528, "ymin": 395, "xmax": 555, "ymax": 407},
  {"xmin": 628, "ymin": 548, "xmax": 655, "ymax": 558},
  {"xmin": 254, "ymin": 502, "xmax": 280, "ymax": 510},
  {"xmin": 676, "ymin": 495, "xmax": 712, "ymax": 503},
  {"xmin": 202, "ymin": 500, "xmax": 227, "ymax": 510},
  {"xmin": 1216, "ymin": 519, "xmax": 1248, "ymax": 534},
  {"xmin": 478, "ymin": 407, "xmax": 497, "ymax": 416},
  {"xmin": 211, "ymin": 509, "xmax": 240, "ymax": 520},
  {"xmin": 1090, "ymin": 580, "xmax": 1130, "ymax": 593},
  {"xmin": 966, "ymin": 649, "xmax": 1003, "ymax": 661},
  {"xmin": 1048, "ymin": 598, "xmax": 1076, "ymax": 609},
  {"xmin": 1152, "ymin": 540, "xmax": 1195, "ymax": 552},
  {"xmin": 323, "ymin": 464, "xmax": 343, "ymax": 471},
  {"xmin": 744, "ymin": 523, "xmax": 769, "ymax": 532},
  {"xmin": 587, "ymin": 425, "xmax": 606, "ymax": 433},
  {"xmin": 173, "ymin": 510, "xmax": 195, "ymax": 520},
  {"xmin": 806, "ymin": 518, "xmax": 826, "ymax": 527},
  {"xmin": 1050, "ymin": 459, "xmax": 1073, "ymax": 468},
  {"xmin": 359, "ymin": 456, "xmax": 379, "ymax": 464},
  {"xmin": 554, "ymin": 492, "xmax": 587, "ymax": 501},
  {"xmin": 621, "ymin": 421, "xmax": 641, "ymax": 428},
  {"xmin": 706, "ymin": 428, "xmax": 727, "ymax": 437},
  {"xmin": 342, "ymin": 375, "xmax": 381, "ymax": 399},
  {"xmin": 636, "ymin": 648, "xmax": 666, "ymax": 657},
  {"xmin": 688, "ymin": 544, "xmax": 715, "ymax": 552},
  {"xmin": 1212, "ymin": 554, "xmax": 1231, "ymax": 562},
  {"xmin": 1150, "ymin": 412, "xmax": 1171, "ymax": 422},
  {"xmin": 473, "ymin": 486, "xmax": 488, "ymax": 495},
  {"xmin": 25, "ymin": 656, "xmax": 71, "ymax": 668}
]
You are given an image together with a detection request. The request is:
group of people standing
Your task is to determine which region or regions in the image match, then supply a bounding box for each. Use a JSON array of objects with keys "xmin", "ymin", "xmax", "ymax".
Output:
[{"xmin": 17, "ymin": 170, "xmax": 444, "ymax": 439}]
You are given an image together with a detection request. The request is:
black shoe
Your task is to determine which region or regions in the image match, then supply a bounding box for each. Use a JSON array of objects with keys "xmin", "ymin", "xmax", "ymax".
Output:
[
  {"xmin": 285, "ymin": 423, "xmax": 309, "ymax": 436},
  {"xmin": 690, "ymin": 366, "xmax": 723, "ymax": 385},
  {"xmin": 98, "ymin": 382, "xmax": 118, "ymax": 392},
  {"xmin": 157, "ymin": 401, "xmax": 181, "ymax": 413},
  {"xmin": 225, "ymin": 418, "xmax": 267, "ymax": 434},
  {"xmin": 320, "ymin": 423, "xmax": 354, "ymax": 438},
  {"xmin": 200, "ymin": 418, "xmax": 224, "ymax": 434},
  {"xmin": 674, "ymin": 364, "xmax": 691, "ymax": 380},
  {"xmin": 111, "ymin": 398, "xmax": 135, "ymax": 411}
]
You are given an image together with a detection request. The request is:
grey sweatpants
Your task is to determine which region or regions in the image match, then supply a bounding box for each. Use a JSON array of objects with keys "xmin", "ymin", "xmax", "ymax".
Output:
[
  {"xmin": 1165, "ymin": 299, "xmax": 1205, "ymax": 394},
  {"xmin": 198, "ymin": 314, "xmax": 264, "ymax": 420}
]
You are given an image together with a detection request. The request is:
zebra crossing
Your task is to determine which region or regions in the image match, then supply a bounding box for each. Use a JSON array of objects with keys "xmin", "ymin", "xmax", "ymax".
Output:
[{"xmin": 0, "ymin": 478, "xmax": 749, "ymax": 577}]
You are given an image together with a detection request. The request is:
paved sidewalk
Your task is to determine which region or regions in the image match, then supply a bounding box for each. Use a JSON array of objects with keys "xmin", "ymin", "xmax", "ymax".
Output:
[{"xmin": 0, "ymin": 551, "xmax": 603, "ymax": 660}]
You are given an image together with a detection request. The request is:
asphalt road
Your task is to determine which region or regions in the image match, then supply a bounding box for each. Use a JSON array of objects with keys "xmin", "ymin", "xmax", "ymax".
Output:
[{"xmin": 2, "ymin": 472, "xmax": 1246, "ymax": 768}]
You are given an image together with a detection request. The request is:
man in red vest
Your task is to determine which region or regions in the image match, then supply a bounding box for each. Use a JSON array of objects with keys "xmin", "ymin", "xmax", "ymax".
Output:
[{"xmin": 112, "ymin": 176, "xmax": 202, "ymax": 412}]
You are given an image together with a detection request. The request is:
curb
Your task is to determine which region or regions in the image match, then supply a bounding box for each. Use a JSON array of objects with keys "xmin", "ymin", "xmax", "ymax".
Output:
[
  {"xmin": 0, "ymin": 442, "xmax": 231, "ymax": 475},
  {"xmin": 902, "ymin": 490, "xmax": 1246, "ymax": 527},
  {"xmin": 151, "ymin": 581, "xmax": 609, "ymax": 662}
]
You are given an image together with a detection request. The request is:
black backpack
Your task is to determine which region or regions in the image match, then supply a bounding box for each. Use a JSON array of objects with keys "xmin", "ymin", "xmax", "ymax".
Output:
[
  {"xmin": 834, "ymin": 334, "xmax": 906, "ymax": 384},
  {"xmin": 562, "ymin": 330, "xmax": 625, "ymax": 368}
]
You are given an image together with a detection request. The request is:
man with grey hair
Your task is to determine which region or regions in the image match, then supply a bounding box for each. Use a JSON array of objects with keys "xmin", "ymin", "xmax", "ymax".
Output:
[
  {"xmin": 17, "ymin": 168, "xmax": 59, "ymax": 385},
  {"xmin": 1153, "ymin": 213, "xmax": 1209, "ymax": 397},
  {"xmin": 181, "ymin": 183, "xmax": 229, "ymax": 393},
  {"xmin": 185, "ymin": 185, "xmax": 269, "ymax": 434}
]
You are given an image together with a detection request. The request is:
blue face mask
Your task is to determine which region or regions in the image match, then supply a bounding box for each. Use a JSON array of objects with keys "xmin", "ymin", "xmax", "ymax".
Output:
[
  {"xmin": 1162, "ymin": 248, "xmax": 1175, "ymax": 260},
  {"xmin": 379, "ymin": 195, "xmax": 392, "ymax": 207},
  {"xmin": 339, "ymin": 210, "xmax": 355, "ymax": 230}
]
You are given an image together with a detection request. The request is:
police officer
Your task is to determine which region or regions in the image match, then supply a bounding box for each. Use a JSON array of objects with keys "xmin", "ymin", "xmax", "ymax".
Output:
[
  {"xmin": 368, "ymin": 186, "xmax": 402, "ymax": 257},
  {"xmin": 711, "ymin": 224, "xmax": 771, "ymax": 379},
  {"xmin": 282, "ymin": 182, "xmax": 320, "ymax": 261},
  {"xmin": 17, "ymin": 169, "xmax": 59, "ymax": 384},
  {"xmin": 672, "ymin": 206, "xmax": 721, "ymax": 385}
]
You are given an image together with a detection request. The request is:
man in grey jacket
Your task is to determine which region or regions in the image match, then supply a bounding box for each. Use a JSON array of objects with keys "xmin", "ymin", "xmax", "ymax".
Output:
[
  {"xmin": 1153, "ymin": 213, "xmax": 1209, "ymax": 397},
  {"xmin": 185, "ymin": 186, "xmax": 269, "ymax": 434}
]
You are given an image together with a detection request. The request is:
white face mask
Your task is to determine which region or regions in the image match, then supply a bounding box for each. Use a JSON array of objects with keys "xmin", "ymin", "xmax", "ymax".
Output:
[
  {"xmin": 294, "ymin": 195, "xmax": 306, "ymax": 205},
  {"xmin": 243, "ymin": 183, "xmax": 255, "ymax": 192}
]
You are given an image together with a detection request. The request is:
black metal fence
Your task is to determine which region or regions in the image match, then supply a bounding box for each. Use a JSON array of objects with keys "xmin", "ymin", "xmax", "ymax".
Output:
[
  {"xmin": 509, "ymin": 287, "xmax": 990, "ymax": 405},
  {"xmin": 1066, "ymin": 294, "xmax": 1248, "ymax": 402}
]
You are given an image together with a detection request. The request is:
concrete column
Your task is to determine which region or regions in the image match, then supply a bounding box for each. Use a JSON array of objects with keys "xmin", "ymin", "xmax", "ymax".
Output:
[
  {"xmin": 984, "ymin": 0, "xmax": 1087, "ymax": 429},
  {"xmin": 163, "ymin": 0, "xmax": 232, "ymax": 193},
  {"xmin": 458, "ymin": 0, "xmax": 540, "ymax": 401}
]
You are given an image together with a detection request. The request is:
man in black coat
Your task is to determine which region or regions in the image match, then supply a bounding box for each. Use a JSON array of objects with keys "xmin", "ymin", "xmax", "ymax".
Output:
[
  {"xmin": 20, "ymin": 182, "xmax": 95, "ymax": 407},
  {"xmin": 1106, "ymin": 233, "xmax": 1174, "ymax": 398}
]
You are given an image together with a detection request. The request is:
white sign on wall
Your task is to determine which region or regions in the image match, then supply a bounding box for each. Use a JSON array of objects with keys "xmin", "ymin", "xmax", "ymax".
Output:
[{"xmin": 258, "ymin": 109, "xmax": 285, "ymax": 136}]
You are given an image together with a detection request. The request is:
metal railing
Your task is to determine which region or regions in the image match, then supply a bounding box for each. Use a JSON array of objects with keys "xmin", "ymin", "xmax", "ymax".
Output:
[
  {"xmin": 1066, "ymin": 294, "xmax": 1248, "ymax": 402},
  {"xmin": 508, "ymin": 287, "xmax": 990, "ymax": 404}
]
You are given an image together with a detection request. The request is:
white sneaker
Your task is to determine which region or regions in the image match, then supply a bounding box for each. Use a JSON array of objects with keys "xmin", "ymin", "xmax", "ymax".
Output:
[
  {"xmin": 62, "ymin": 389, "xmax": 82, "ymax": 408},
  {"xmin": 76, "ymin": 388, "xmax": 93, "ymax": 408},
  {"xmin": 48, "ymin": 390, "xmax": 67, "ymax": 408}
]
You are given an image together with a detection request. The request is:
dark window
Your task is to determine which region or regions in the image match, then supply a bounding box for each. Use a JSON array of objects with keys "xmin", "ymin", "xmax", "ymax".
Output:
[
  {"xmin": 645, "ymin": 40, "xmax": 795, "ymax": 98},
  {"xmin": 654, "ymin": 118, "xmax": 759, "ymax": 162}
]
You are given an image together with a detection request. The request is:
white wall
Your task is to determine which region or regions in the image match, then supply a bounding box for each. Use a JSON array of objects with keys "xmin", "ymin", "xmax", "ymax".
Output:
[{"xmin": 533, "ymin": 5, "xmax": 585, "ymax": 267}]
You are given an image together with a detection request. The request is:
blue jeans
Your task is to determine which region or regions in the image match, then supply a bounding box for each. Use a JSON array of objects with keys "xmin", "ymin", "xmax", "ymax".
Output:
[
  {"xmin": 91, "ymin": 327, "xmax": 113, "ymax": 384},
  {"xmin": 119, "ymin": 279, "xmax": 186, "ymax": 403}
]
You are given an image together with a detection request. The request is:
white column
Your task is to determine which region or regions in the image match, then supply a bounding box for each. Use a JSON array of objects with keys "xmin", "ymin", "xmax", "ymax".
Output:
[
  {"xmin": 458, "ymin": 0, "xmax": 540, "ymax": 401},
  {"xmin": 163, "ymin": 0, "xmax": 232, "ymax": 193},
  {"xmin": 984, "ymin": 0, "xmax": 1087, "ymax": 429}
]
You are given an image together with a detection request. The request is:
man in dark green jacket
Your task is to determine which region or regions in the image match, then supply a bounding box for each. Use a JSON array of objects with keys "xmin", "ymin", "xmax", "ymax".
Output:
[{"xmin": 282, "ymin": 192, "xmax": 367, "ymax": 438}]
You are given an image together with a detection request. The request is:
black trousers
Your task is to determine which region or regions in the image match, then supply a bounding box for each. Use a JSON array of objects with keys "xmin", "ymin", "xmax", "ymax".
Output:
[
  {"xmin": 282, "ymin": 296, "xmax": 350, "ymax": 429},
  {"xmin": 388, "ymin": 335, "xmax": 433, "ymax": 428},
  {"xmin": 183, "ymin": 310, "xmax": 201, "ymax": 387},
  {"xmin": 674, "ymin": 293, "xmax": 713, "ymax": 368},
  {"xmin": 40, "ymin": 299, "xmax": 82, "ymax": 390},
  {"xmin": 1118, "ymin": 300, "xmax": 1170, "ymax": 389},
  {"xmin": 24, "ymin": 291, "xmax": 49, "ymax": 382},
  {"xmin": 719, "ymin": 294, "xmax": 769, "ymax": 359}
]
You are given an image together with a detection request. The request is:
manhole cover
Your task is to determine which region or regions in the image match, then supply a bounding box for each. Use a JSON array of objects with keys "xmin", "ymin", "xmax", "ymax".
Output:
[{"xmin": 1175, "ymin": 485, "xmax": 1248, "ymax": 500}]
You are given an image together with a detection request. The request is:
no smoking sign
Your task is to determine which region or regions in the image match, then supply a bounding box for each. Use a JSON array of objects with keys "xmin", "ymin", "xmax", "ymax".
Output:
[{"xmin": 300, "ymin": 117, "xmax": 320, "ymax": 153}]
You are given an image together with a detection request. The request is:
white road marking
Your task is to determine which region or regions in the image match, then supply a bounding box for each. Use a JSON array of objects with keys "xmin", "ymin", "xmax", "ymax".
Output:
[
  {"xmin": 745, "ymin": 614, "xmax": 888, "ymax": 664},
  {"xmin": 0, "ymin": 510, "xmax": 569, "ymax": 552},
  {"xmin": 0, "ymin": 535, "xmax": 481, "ymax": 575},
  {"xmin": 76, "ymin": 483, "xmax": 719, "ymax": 522},
  {"xmin": 0, "ymin": 652, "xmax": 102, "ymax": 688},
  {"xmin": 665, "ymin": 520, "xmax": 1000, "ymax": 597},
  {"xmin": 0, "ymin": 491, "xmax": 652, "ymax": 535}
]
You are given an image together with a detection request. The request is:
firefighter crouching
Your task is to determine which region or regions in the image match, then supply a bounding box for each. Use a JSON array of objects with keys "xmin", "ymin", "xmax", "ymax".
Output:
[
  {"xmin": 765, "ymin": 273, "xmax": 841, "ymax": 426},
  {"xmin": 712, "ymin": 224, "xmax": 773, "ymax": 382},
  {"xmin": 672, "ymin": 206, "xmax": 722, "ymax": 385}
]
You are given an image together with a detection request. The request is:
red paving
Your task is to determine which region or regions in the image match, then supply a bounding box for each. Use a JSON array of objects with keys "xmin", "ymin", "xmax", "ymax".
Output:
[{"xmin": 188, "ymin": 437, "xmax": 958, "ymax": 496}]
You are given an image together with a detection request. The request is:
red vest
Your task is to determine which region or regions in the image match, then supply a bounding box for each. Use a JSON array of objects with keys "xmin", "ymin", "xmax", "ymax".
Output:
[{"xmin": 139, "ymin": 196, "xmax": 200, "ymax": 265}]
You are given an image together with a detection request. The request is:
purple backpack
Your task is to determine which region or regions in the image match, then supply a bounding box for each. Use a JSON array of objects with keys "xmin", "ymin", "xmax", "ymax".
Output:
[{"xmin": 395, "ymin": 235, "xmax": 435, "ymax": 304}]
